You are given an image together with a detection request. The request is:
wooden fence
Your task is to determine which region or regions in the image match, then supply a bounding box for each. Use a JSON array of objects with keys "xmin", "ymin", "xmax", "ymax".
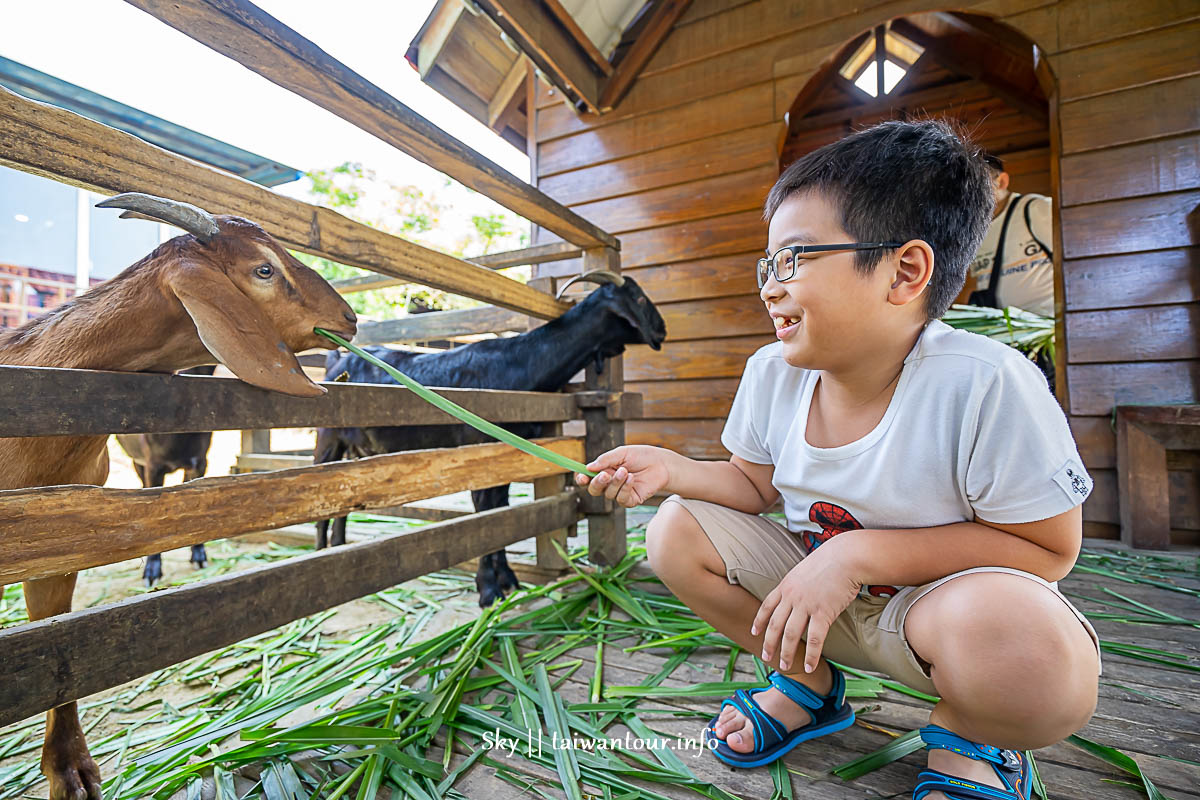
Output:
[{"xmin": 0, "ymin": 0, "xmax": 631, "ymax": 730}]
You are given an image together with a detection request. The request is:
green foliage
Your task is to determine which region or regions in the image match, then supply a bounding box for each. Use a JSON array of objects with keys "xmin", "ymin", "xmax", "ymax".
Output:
[{"xmin": 299, "ymin": 162, "xmax": 531, "ymax": 320}]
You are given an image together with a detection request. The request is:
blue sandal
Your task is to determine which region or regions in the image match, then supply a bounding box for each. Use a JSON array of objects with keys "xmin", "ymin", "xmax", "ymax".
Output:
[
  {"xmin": 702, "ymin": 665, "xmax": 855, "ymax": 768},
  {"xmin": 914, "ymin": 725, "xmax": 1033, "ymax": 799}
]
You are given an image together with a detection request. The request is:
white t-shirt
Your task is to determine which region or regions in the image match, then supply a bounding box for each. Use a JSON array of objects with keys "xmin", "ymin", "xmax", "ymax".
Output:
[
  {"xmin": 720, "ymin": 321, "xmax": 1091, "ymax": 596},
  {"xmin": 967, "ymin": 193, "xmax": 1054, "ymax": 317}
]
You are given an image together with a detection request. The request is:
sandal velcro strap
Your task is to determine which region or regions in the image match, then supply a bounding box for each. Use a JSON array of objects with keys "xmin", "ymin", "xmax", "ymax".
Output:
[
  {"xmin": 914, "ymin": 726, "xmax": 1032, "ymax": 800},
  {"xmin": 721, "ymin": 690, "xmax": 787, "ymax": 752},
  {"xmin": 768, "ymin": 667, "xmax": 847, "ymax": 717}
]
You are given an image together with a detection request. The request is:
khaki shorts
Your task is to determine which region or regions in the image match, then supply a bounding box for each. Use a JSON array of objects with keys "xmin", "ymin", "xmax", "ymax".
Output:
[{"xmin": 662, "ymin": 496, "xmax": 1100, "ymax": 696}]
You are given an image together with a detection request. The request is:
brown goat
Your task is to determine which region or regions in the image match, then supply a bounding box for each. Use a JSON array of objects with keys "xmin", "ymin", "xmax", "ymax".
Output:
[{"xmin": 0, "ymin": 193, "xmax": 357, "ymax": 800}]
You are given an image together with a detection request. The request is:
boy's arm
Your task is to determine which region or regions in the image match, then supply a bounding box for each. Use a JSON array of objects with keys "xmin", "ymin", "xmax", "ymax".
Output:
[
  {"xmin": 838, "ymin": 505, "xmax": 1083, "ymax": 585},
  {"xmin": 756, "ymin": 507, "xmax": 1082, "ymax": 673},
  {"xmin": 579, "ymin": 447, "xmax": 779, "ymax": 514}
]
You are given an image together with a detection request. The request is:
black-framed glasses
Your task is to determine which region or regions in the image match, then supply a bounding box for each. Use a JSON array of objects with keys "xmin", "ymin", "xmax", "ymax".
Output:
[{"xmin": 756, "ymin": 242, "xmax": 903, "ymax": 288}]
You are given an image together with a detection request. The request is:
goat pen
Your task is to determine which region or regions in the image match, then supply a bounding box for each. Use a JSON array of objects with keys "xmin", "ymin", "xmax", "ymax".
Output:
[{"xmin": 0, "ymin": 0, "xmax": 637, "ymax": 757}]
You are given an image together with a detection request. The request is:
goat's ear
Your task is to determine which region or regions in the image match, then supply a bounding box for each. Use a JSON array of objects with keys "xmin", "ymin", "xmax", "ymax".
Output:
[{"xmin": 166, "ymin": 265, "xmax": 326, "ymax": 397}]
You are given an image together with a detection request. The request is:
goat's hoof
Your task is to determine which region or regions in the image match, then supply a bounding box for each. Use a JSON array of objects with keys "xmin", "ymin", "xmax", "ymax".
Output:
[
  {"xmin": 477, "ymin": 584, "xmax": 505, "ymax": 608},
  {"xmin": 142, "ymin": 561, "xmax": 163, "ymax": 587},
  {"xmin": 43, "ymin": 745, "xmax": 102, "ymax": 800},
  {"xmin": 497, "ymin": 564, "xmax": 520, "ymax": 593},
  {"xmin": 190, "ymin": 544, "xmax": 208, "ymax": 570}
]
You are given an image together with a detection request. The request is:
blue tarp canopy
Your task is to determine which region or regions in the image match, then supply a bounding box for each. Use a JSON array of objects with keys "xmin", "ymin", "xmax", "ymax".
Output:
[{"xmin": 0, "ymin": 55, "xmax": 301, "ymax": 187}]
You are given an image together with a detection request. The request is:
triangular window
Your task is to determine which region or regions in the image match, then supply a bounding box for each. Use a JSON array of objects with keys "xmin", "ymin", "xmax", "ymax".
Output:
[{"xmin": 838, "ymin": 25, "xmax": 924, "ymax": 98}]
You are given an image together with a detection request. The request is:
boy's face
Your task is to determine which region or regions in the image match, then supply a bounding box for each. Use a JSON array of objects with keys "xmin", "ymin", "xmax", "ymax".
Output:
[{"xmin": 762, "ymin": 191, "xmax": 902, "ymax": 370}]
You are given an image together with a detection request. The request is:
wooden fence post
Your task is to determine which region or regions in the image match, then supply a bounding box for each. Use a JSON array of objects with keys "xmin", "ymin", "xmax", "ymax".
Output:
[{"xmin": 580, "ymin": 246, "xmax": 627, "ymax": 566}]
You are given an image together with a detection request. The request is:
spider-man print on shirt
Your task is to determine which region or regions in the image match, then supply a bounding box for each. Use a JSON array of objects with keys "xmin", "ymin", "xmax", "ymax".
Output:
[{"xmin": 804, "ymin": 501, "xmax": 900, "ymax": 598}]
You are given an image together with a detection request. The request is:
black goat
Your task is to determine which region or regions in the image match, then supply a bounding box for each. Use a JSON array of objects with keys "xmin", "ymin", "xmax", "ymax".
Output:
[
  {"xmin": 314, "ymin": 273, "xmax": 666, "ymax": 605},
  {"xmin": 116, "ymin": 365, "xmax": 217, "ymax": 586}
]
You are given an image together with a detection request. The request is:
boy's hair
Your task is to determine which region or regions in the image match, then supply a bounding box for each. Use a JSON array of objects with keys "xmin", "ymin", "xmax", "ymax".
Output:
[{"xmin": 764, "ymin": 119, "xmax": 994, "ymax": 320}]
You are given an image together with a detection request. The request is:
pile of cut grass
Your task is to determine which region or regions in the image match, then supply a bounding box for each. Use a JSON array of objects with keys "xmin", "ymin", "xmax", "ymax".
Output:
[{"xmin": 1, "ymin": 529, "xmax": 1191, "ymax": 799}]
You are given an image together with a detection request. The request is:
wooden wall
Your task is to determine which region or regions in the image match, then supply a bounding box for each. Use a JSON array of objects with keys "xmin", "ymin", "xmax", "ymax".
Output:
[{"xmin": 529, "ymin": 0, "xmax": 1200, "ymax": 543}]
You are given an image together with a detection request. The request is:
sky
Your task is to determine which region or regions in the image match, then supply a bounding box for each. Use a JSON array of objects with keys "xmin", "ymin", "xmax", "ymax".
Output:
[{"xmin": 0, "ymin": 0, "xmax": 531, "ymax": 206}]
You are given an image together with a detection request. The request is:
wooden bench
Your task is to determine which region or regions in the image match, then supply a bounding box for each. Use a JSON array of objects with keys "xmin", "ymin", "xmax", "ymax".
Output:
[{"xmin": 1115, "ymin": 404, "xmax": 1200, "ymax": 549}]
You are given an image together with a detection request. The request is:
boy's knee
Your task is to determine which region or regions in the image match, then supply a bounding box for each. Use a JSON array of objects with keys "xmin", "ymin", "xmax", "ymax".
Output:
[{"xmin": 645, "ymin": 500, "xmax": 710, "ymax": 579}]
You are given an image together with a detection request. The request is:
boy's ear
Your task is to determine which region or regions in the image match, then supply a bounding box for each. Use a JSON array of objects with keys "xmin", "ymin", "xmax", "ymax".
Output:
[
  {"xmin": 887, "ymin": 240, "xmax": 934, "ymax": 306},
  {"xmin": 166, "ymin": 264, "xmax": 326, "ymax": 397}
]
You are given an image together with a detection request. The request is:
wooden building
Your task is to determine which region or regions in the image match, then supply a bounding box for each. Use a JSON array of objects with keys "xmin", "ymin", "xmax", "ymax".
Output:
[{"xmin": 412, "ymin": 0, "xmax": 1200, "ymax": 547}]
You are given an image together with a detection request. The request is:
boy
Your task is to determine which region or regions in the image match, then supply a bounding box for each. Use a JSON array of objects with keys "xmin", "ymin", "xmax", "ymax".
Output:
[{"xmin": 576, "ymin": 120, "xmax": 1100, "ymax": 800}]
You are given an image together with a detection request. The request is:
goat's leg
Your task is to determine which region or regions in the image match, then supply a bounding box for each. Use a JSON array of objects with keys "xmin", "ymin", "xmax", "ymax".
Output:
[
  {"xmin": 182, "ymin": 466, "xmax": 207, "ymax": 569},
  {"xmin": 471, "ymin": 485, "xmax": 518, "ymax": 607},
  {"xmin": 142, "ymin": 461, "xmax": 170, "ymax": 587},
  {"xmin": 24, "ymin": 574, "xmax": 103, "ymax": 800},
  {"xmin": 316, "ymin": 518, "xmax": 329, "ymax": 549},
  {"xmin": 331, "ymin": 515, "xmax": 348, "ymax": 547}
]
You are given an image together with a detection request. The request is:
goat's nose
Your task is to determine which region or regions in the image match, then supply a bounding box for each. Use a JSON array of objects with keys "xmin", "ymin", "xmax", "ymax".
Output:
[{"xmin": 343, "ymin": 310, "xmax": 357, "ymax": 323}]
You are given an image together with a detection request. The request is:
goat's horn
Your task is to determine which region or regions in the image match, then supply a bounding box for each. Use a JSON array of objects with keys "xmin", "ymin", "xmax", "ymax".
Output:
[
  {"xmin": 96, "ymin": 193, "xmax": 220, "ymax": 243},
  {"xmin": 555, "ymin": 270, "xmax": 626, "ymax": 300}
]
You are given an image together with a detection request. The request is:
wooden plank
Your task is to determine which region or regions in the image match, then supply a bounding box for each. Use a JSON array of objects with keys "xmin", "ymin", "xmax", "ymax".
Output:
[
  {"xmin": 1060, "ymin": 75, "xmax": 1200, "ymax": 154},
  {"xmin": 354, "ymin": 305, "xmax": 529, "ymax": 345},
  {"xmin": 0, "ymin": 366, "xmax": 579, "ymax": 437},
  {"xmin": 470, "ymin": 241, "xmax": 585, "ymax": 269},
  {"xmin": 1116, "ymin": 415, "xmax": 1172, "ymax": 549},
  {"xmin": 334, "ymin": 242, "xmax": 588, "ymax": 293},
  {"xmin": 411, "ymin": 0, "xmax": 467, "ymax": 78},
  {"xmin": 124, "ymin": 0, "xmax": 617, "ymax": 250},
  {"xmin": 628, "ymin": 419, "xmax": 728, "ymax": 459},
  {"xmin": 598, "ymin": 0, "xmax": 694, "ymax": 110},
  {"xmin": 625, "ymin": 334, "xmax": 772, "ymax": 380},
  {"xmin": 620, "ymin": 209, "xmax": 767, "ymax": 269},
  {"xmin": 1067, "ymin": 361, "xmax": 1200, "ymax": 416},
  {"xmin": 1060, "ymin": 190, "xmax": 1200, "ymax": 260},
  {"xmin": 537, "ymin": 82, "xmax": 775, "ymax": 170},
  {"xmin": 625, "ymin": 378, "xmax": 738, "ymax": 418},
  {"xmin": 1056, "ymin": 0, "xmax": 1200, "ymax": 52},
  {"xmin": 0, "ymin": 87, "xmax": 568, "ymax": 320},
  {"xmin": 621, "ymin": 251, "xmax": 763, "ymax": 303},
  {"xmin": 1066, "ymin": 304, "xmax": 1200, "ymax": 363},
  {"xmin": 537, "ymin": 122, "xmax": 780, "ymax": 207},
  {"xmin": 656, "ymin": 294, "xmax": 769, "ymax": 341},
  {"xmin": 1052, "ymin": 20, "xmax": 1200, "ymax": 103},
  {"xmin": 0, "ymin": 437, "xmax": 583, "ymax": 584},
  {"xmin": 541, "ymin": 0, "xmax": 612, "ymax": 76},
  {"xmin": 488, "ymin": 56, "xmax": 531, "ymax": 128},
  {"xmin": 565, "ymin": 165, "xmax": 775, "ymax": 235},
  {"xmin": 473, "ymin": 0, "xmax": 602, "ymax": 112},
  {"xmin": 1060, "ymin": 135, "xmax": 1200, "ymax": 207},
  {"xmin": 0, "ymin": 493, "xmax": 577, "ymax": 727}
]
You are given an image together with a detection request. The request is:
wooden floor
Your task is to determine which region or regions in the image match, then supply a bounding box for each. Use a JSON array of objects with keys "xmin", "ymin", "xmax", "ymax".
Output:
[{"xmin": 446, "ymin": 526, "xmax": 1200, "ymax": 800}]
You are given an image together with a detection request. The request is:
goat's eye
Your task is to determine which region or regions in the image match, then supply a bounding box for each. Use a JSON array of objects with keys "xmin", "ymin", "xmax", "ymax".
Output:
[{"xmin": 254, "ymin": 264, "xmax": 274, "ymax": 279}]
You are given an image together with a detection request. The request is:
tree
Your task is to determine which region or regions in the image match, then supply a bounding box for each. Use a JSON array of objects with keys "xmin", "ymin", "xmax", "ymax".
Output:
[{"xmin": 294, "ymin": 162, "xmax": 530, "ymax": 318}]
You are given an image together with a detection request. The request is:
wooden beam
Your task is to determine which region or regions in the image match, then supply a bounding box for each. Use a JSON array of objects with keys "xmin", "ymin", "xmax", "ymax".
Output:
[
  {"xmin": 789, "ymin": 78, "xmax": 977, "ymax": 133},
  {"xmin": 541, "ymin": 0, "xmax": 613, "ymax": 76},
  {"xmin": 411, "ymin": 0, "xmax": 467, "ymax": 78},
  {"xmin": 330, "ymin": 242, "xmax": 586, "ymax": 294},
  {"xmin": 933, "ymin": 12, "xmax": 1035, "ymax": 63},
  {"xmin": 473, "ymin": 0, "xmax": 603, "ymax": 113},
  {"xmin": 598, "ymin": 0, "xmax": 692, "ymax": 111},
  {"xmin": 0, "ymin": 88, "xmax": 569, "ymax": 320},
  {"xmin": 354, "ymin": 305, "xmax": 529, "ymax": 345},
  {"xmin": 890, "ymin": 18, "xmax": 1047, "ymax": 124},
  {"xmin": 489, "ymin": 56, "xmax": 532, "ymax": 128},
  {"xmin": 0, "ymin": 366, "xmax": 580, "ymax": 437},
  {"xmin": 0, "ymin": 493, "xmax": 578, "ymax": 727},
  {"xmin": 0, "ymin": 437, "xmax": 583, "ymax": 584},
  {"xmin": 124, "ymin": 0, "xmax": 617, "ymax": 251}
]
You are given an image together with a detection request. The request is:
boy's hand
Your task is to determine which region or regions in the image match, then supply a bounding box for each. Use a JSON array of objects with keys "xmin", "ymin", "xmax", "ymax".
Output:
[
  {"xmin": 752, "ymin": 535, "xmax": 862, "ymax": 673},
  {"xmin": 574, "ymin": 445, "xmax": 672, "ymax": 508}
]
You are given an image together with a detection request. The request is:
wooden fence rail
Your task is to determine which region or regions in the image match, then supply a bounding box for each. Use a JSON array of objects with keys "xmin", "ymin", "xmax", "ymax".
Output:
[
  {"xmin": 354, "ymin": 306, "xmax": 530, "ymax": 345},
  {"xmin": 0, "ymin": 492, "xmax": 579, "ymax": 728},
  {"xmin": 0, "ymin": 365, "xmax": 581, "ymax": 437},
  {"xmin": 0, "ymin": 437, "xmax": 582, "ymax": 583},
  {"xmin": 0, "ymin": 86, "xmax": 568, "ymax": 320}
]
